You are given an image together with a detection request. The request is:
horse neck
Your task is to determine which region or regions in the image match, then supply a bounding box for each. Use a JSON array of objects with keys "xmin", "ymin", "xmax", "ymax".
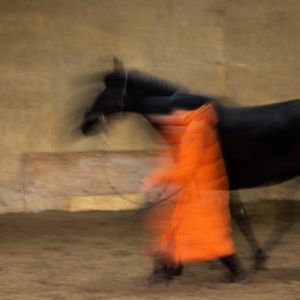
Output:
[
  {"xmin": 130, "ymin": 91, "xmax": 215, "ymax": 115},
  {"xmin": 135, "ymin": 96, "xmax": 173, "ymax": 114}
]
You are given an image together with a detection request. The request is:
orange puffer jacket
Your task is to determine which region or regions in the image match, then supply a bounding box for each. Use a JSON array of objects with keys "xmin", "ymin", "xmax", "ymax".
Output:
[{"xmin": 144, "ymin": 104, "xmax": 235, "ymax": 263}]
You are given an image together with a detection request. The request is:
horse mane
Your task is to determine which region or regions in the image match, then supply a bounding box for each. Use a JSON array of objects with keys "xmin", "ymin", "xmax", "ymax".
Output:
[
  {"xmin": 103, "ymin": 70, "xmax": 181, "ymax": 97},
  {"xmin": 103, "ymin": 69, "xmax": 223, "ymax": 109}
]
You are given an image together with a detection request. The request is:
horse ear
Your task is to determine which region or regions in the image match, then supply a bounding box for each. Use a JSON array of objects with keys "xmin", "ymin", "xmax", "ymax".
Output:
[{"xmin": 113, "ymin": 56, "xmax": 125, "ymax": 72}]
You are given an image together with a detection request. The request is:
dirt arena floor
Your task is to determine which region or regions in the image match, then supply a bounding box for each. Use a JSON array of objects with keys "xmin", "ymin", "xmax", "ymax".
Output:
[{"xmin": 0, "ymin": 200, "xmax": 298, "ymax": 300}]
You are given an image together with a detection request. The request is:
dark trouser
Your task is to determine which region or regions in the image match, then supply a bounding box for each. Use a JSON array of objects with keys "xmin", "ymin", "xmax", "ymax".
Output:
[
  {"xmin": 149, "ymin": 253, "xmax": 248, "ymax": 283},
  {"xmin": 220, "ymin": 254, "xmax": 248, "ymax": 281}
]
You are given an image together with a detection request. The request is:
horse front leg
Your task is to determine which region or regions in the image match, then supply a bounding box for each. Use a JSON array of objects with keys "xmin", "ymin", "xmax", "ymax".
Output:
[{"xmin": 229, "ymin": 191, "xmax": 268, "ymax": 270}]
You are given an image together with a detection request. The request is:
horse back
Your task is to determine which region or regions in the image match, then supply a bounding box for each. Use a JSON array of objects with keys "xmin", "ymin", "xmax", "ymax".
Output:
[{"xmin": 216, "ymin": 99, "xmax": 300, "ymax": 189}]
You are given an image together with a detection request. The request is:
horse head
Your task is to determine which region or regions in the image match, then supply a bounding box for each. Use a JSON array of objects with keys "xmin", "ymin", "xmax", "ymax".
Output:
[
  {"xmin": 81, "ymin": 57, "xmax": 213, "ymax": 135},
  {"xmin": 81, "ymin": 58, "xmax": 131, "ymax": 135}
]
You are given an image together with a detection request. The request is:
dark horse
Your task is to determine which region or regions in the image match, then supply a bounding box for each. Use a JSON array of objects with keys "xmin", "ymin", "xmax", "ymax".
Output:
[{"xmin": 81, "ymin": 62, "xmax": 298, "ymax": 270}]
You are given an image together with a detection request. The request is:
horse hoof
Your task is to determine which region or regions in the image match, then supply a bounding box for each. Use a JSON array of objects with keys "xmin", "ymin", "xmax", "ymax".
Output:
[{"xmin": 253, "ymin": 249, "xmax": 268, "ymax": 270}]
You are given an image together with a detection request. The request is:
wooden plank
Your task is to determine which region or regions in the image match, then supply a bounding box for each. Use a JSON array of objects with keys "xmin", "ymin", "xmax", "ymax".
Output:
[
  {"xmin": 69, "ymin": 193, "xmax": 145, "ymax": 211},
  {"xmin": 23, "ymin": 151, "xmax": 156, "ymax": 211}
]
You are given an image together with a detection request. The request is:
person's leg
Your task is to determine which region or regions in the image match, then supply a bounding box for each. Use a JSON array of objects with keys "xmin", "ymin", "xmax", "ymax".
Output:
[{"xmin": 220, "ymin": 254, "xmax": 249, "ymax": 282}]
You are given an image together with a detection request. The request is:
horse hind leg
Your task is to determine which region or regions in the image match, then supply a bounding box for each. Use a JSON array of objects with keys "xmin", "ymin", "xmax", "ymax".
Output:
[
  {"xmin": 262, "ymin": 199, "xmax": 295, "ymax": 253},
  {"xmin": 229, "ymin": 191, "xmax": 268, "ymax": 270}
]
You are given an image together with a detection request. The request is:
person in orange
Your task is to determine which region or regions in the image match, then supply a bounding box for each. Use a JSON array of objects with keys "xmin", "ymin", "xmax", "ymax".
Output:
[{"xmin": 143, "ymin": 103, "xmax": 249, "ymax": 283}]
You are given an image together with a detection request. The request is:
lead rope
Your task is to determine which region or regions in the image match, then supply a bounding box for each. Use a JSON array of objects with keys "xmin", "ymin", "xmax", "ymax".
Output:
[
  {"xmin": 99, "ymin": 98, "xmax": 147, "ymax": 207},
  {"xmin": 102, "ymin": 122, "xmax": 180, "ymax": 231}
]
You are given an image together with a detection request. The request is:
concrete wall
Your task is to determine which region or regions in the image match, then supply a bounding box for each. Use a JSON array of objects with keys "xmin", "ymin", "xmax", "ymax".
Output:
[{"xmin": 0, "ymin": 0, "xmax": 300, "ymax": 212}]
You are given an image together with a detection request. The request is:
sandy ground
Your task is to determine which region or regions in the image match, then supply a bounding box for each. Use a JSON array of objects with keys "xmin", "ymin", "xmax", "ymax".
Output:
[{"xmin": 0, "ymin": 200, "xmax": 298, "ymax": 300}]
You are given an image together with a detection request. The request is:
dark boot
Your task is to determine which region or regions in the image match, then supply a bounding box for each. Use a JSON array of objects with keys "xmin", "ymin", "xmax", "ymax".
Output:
[
  {"xmin": 172, "ymin": 264, "xmax": 184, "ymax": 276},
  {"xmin": 147, "ymin": 258, "xmax": 175, "ymax": 284},
  {"xmin": 220, "ymin": 254, "xmax": 250, "ymax": 283}
]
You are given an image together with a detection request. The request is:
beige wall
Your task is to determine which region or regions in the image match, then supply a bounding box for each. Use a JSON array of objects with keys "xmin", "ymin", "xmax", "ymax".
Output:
[{"xmin": 0, "ymin": 0, "xmax": 299, "ymax": 212}]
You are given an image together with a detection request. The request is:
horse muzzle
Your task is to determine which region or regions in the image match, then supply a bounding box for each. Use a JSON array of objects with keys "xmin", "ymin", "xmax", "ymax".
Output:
[{"xmin": 81, "ymin": 113, "xmax": 107, "ymax": 136}]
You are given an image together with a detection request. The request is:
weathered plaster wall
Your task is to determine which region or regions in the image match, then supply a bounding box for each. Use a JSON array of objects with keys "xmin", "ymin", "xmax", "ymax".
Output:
[{"xmin": 0, "ymin": 0, "xmax": 299, "ymax": 212}]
